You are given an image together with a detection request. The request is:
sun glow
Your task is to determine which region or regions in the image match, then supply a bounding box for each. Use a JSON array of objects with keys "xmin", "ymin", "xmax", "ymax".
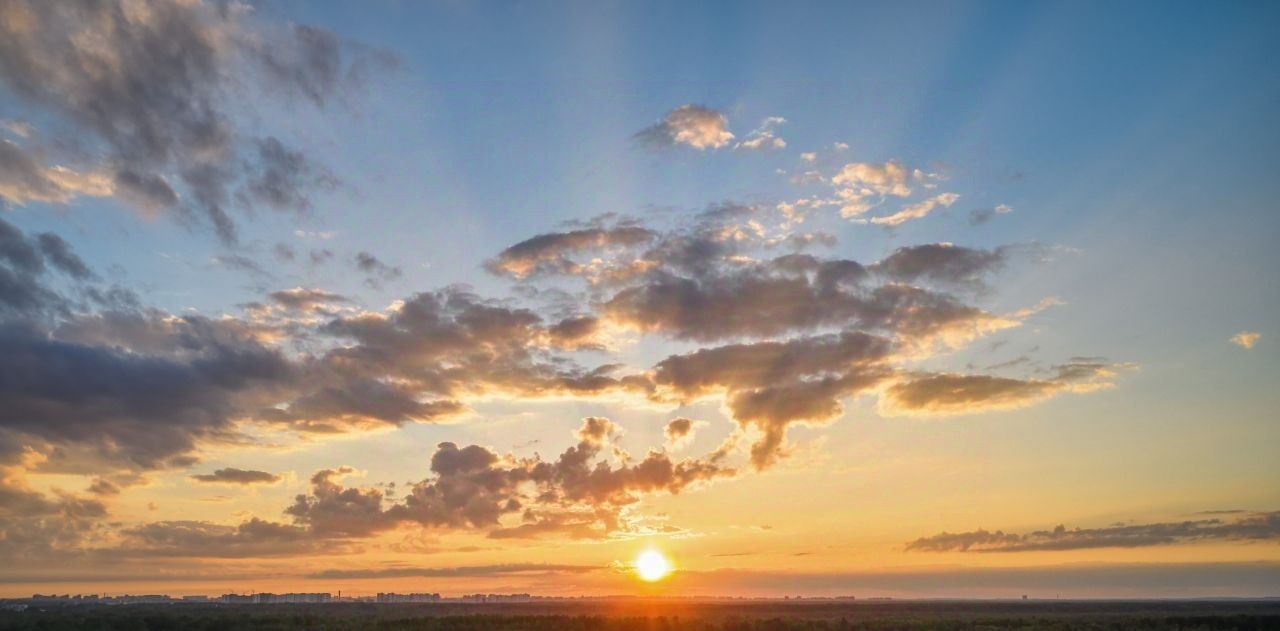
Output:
[{"xmin": 634, "ymin": 548, "xmax": 673, "ymax": 582}]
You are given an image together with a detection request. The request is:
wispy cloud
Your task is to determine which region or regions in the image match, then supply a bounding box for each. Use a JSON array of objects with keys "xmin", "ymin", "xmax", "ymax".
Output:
[{"xmin": 907, "ymin": 511, "xmax": 1280, "ymax": 552}]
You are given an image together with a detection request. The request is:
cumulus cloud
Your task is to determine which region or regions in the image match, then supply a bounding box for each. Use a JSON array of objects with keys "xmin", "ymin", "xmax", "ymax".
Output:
[
  {"xmin": 0, "ymin": 0, "xmax": 390, "ymax": 241},
  {"xmin": 283, "ymin": 418, "xmax": 733, "ymax": 540},
  {"xmin": 1230, "ymin": 331, "xmax": 1261, "ymax": 349},
  {"xmin": 189, "ymin": 468, "xmax": 281, "ymax": 485},
  {"xmin": 0, "ymin": 318, "xmax": 297, "ymax": 471},
  {"xmin": 634, "ymin": 105, "xmax": 734, "ymax": 150},
  {"xmin": 475, "ymin": 208, "xmax": 1089, "ymax": 466},
  {"xmin": 907, "ymin": 511, "xmax": 1280, "ymax": 552},
  {"xmin": 830, "ymin": 161, "xmax": 913, "ymax": 218}
]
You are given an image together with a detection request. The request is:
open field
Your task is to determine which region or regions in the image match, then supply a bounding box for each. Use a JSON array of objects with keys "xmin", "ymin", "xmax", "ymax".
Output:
[{"xmin": 2, "ymin": 600, "xmax": 1278, "ymax": 630}]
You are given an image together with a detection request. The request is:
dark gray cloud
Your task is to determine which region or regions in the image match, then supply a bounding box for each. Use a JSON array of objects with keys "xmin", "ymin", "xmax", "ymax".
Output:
[
  {"xmin": 270, "ymin": 288, "xmax": 645, "ymax": 433},
  {"xmin": 189, "ymin": 468, "xmax": 281, "ymax": 485},
  {"xmin": 35, "ymin": 233, "xmax": 92, "ymax": 279},
  {"xmin": 906, "ymin": 511, "xmax": 1280, "ymax": 552},
  {"xmin": 870, "ymin": 243, "xmax": 1007, "ymax": 287},
  {"xmin": 0, "ymin": 216, "xmax": 96, "ymax": 317},
  {"xmin": 0, "ymin": 0, "xmax": 390, "ymax": 241},
  {"xmin": 0, "ymin": 318, "xmax": 297, "ymax": 471},
  {"xmin": 354, "ymin": 251, "xmax": 402, "ymax": 287},
  {"xmin": 0, "ymin": 220, "xmax": 305, "ymax": 472}
]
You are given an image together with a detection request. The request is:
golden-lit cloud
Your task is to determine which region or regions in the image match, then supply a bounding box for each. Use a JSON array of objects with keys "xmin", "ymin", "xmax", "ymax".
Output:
[
  {"xmin": 1230, "ymin": 331, "xmax": 1261, "ymax": 349},
  {"xmin": 634, "ymin": 105, "xmax": 735, "ymax": 150}
]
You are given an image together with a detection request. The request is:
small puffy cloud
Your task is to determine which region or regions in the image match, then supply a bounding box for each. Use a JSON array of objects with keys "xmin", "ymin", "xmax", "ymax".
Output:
[
  {"xmin": 830, "ymin": 161, "xmax": 913, "ymax": 218},
  {"xmin": 907, "ymin": 511, "xmax": 1280, "ymax": 553},
  {"xmin": 634, "ymin": 105, "xmax": 734, "ymax": 150},
  {"xmin": 870, "ymin": 192, "xmax": 960, "ymax": 226},
  {"xmin": 664, "ymin": 417, "xmax": 706, "ymax": 452},
  {"xmin": 735, "ymin": 117, "xmax": 787, "ymax": 151},
  {"xmin": 189, "ymin": 468, "xmax": 282, "ymax": 485},
  {"xmin": 800, "ymin": 152, "xmax": 817, "ymax": 162},
  {"xmin": 1230, "ymin": 331, "xmax": 1261, "ymax": 349},
  {"xmin": 969, "ymin": 203, "xmax": 1013, "ymax": 226}
]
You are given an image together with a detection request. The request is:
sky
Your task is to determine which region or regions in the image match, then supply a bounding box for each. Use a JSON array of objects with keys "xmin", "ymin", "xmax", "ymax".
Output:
[{"xmin": 0, "ymin": 0, "xmax": 1278, "ymax": 599}]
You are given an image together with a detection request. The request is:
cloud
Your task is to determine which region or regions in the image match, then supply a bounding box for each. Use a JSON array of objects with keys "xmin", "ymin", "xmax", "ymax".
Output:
[
  {"xmin": 117, "ymin": 518, "xmax": 335, "ymax": 558},
  {"xmin": 647, "ymin": 332, "xmax": 894, "ymax": 468},
  {"xmin": 830, "ymin": 161, "xmax": 913, "ymax": 218},
  {"xmin": 0, "ymin": 220, "xmax": 303, "ymax": 471},
  {"xmin": 0, "ymin": 0, "xmax": 390, "ymax": 241},
  {"xmin": 735, "ymin": 116, "xmax": 787, "ymax": 151},
  {"xmin": 354, "ymin": 251, "xmax": 402, "ymax": 287},
  {"xmin": 0, "ymin": 318, "xmax": 297, "ymax": 471},
  {"xmin": 1230, "ymin": 331, "xmax": 1261, "ymax": 349},
  {"xmin": 879, "ymin": 361, "xmax": 1128, "ymax": 416},
  {"xmin": 870, "ymin": 192, "xmax": 961, "ymax": 226},
  {"xmin": 189, "ymin": 468, "xmax": 281, "ymax": 485},
  {"xmin": 486, "ymin": 225, "xmax": 656, "ymax": 280},
  {"xmin": 634, "ymin": 105, "xmax": 734, "ymax": 150},
  {"xmin": 969, "ymin": 203, "xmax": 1013, "ymax": 226},
  {"xmin": 309, "ymin": 563, "xmax": 601, "ymax": 580},
  {"xmin": 283, "ymin": 418, "xmax": 733, "ymax": 540},
  {"xmin": 0, "ymin": 140, "xmax": 114, "ymax": 206},
  {"xmin": 211, "ymin": 253, "xmax": 272, "ymax": 279},
  {"xmin": 906, "ymin": 511, "xmax": 1280, "ymax": 552},
  {"xmin": 273, "ymin": 287, "xmax": 348, "ymax": 309},
  {"xmin": 870, "ymin": 243, "xmax": 1007, "ymax": 287},
  {"xmin": 664, "ymin": 417, "xmax": 706, "ymax": 452}
]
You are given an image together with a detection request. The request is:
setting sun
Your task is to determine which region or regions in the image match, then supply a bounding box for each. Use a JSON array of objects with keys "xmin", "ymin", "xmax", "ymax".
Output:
[{"xmin": 634, "ymin": 549, "xmax": 674, "ymax": 582}]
